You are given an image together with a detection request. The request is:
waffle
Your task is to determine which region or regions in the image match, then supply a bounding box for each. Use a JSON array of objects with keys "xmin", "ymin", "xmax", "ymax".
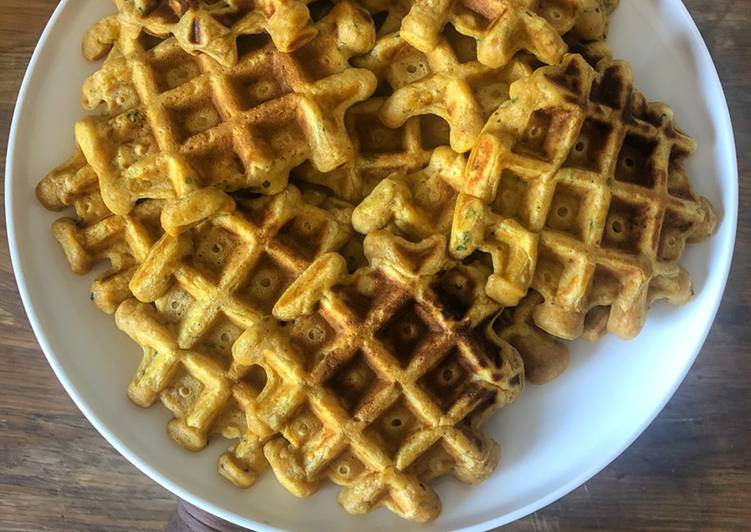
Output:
[
  {"xmin": 291, "ymin": 97, "xmax": 448, "ymax": 202},
  {"xmin": 115, "ymin": 185, "xmax": 355, "ymax": 452},
  {"xmin": 36, "ymin": 149, "xmax": 165, "ymax": 313},
  {"xmin": 76, "ymin": 2, "xmax": 377, "ymax": 216},
  {"xmin": 218, "ymin": 230, "xmax": 523, "ymax": 521},
  {"xmin": 355, "ymin": 29, "xmax": 533, "ymax": 153},
  {"xmin": 401, "ymin": 0, "xmax": 618, "ymax": 69},
  {"xmin": 115, "ymin": 0, "xmax": 318, "ymax": 65},
  {"xmin": 455, "ymin": 53, "xmax": 716, "ymax": 340},
  {"xmin": 353, "ymin": 146, "xmax": 537, "ymax": 308}
]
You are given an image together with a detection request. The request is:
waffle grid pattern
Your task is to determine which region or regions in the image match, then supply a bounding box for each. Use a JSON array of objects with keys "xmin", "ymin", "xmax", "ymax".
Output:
[
  {"xmin": 456, "ymin": 53, "xmax": 716, "ymax": 339},
  {"xmin": 115, "ymin": 186, "xmax": 354, "ymax": 452},
  {"xmin": 220, "ymin": 231, "xmax": 523, "ymax": 521},
  {"xmin": 77, "ymin": 4, "xmax": 377, "ymax": 215}
]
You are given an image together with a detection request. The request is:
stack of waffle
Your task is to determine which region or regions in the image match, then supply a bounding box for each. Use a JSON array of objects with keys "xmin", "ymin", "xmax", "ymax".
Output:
[{"xmin": 38, "ymin": 0, "xmax": 716, "ymax": 522}]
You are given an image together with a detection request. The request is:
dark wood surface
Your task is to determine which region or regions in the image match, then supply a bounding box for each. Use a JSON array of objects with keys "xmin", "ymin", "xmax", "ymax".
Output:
[{"xmin": 1, "ymin": 1, "xmax": 748, "ymax": 530}]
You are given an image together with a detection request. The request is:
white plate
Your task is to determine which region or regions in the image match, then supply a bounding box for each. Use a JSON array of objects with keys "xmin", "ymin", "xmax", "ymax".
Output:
[{"xmin": 5, "ymin": 1, "xmax": 738, "ymax": 530}]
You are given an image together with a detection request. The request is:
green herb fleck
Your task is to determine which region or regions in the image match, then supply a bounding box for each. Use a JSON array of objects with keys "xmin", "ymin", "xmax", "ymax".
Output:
[
  {"xmin": 262, "ymin": 180, "xmax": 271, "ymax": 188},
  {"xmin": 455, "ymin": 231, "xmax": 472, "ymax": 253},
  {"xmin": 90, "ymin": 292, "xmax": 95, "ymax": 301}
]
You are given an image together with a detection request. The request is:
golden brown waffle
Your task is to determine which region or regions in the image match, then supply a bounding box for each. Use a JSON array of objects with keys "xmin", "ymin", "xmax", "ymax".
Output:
[
  {"xmin": 115, "ymin": 185, "xmax": 354, "ymax": 452},
  {"xmin": 115, "ymin": 0, "xmax": 318, "ymax": 65},
  {"xmin": 292, "ymin": 97, "xmax": 449, "ymax": 202},
  {"xmin": 353, "ymin": 146, "xmax": 538, "ymax": 308},
  {"xmin": 77, "ymin": 3, "xmax": 377, "ymax": 216},
  {"xmin": 454, "ymin": 53, "xmax": 716, "ymax": 340},
  {"xmin": 401, "ymin": 0, "xmax": 618, "ymax": 68},
  {"xmin": 36, "ymin": 149, "xmax": 165, "ymax": 313},
  {"xmin": 218, "ymin": 230, "xmax": 523, "ymax": 522},
  {"xmin": 355, "ymin": 29, "xmax": 533, "ymax": 153}
]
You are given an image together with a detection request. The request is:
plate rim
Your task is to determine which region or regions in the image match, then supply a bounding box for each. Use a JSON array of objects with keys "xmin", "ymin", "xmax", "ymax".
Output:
[{"xmin": 4, "ymin": 1, "xmax": 739, "ymax": 530}]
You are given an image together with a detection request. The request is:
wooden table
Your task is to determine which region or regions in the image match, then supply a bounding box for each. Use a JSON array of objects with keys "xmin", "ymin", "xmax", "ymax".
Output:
[{"xmin": 1, "ymin": 1, "xmax": 748, "ymax": 530}]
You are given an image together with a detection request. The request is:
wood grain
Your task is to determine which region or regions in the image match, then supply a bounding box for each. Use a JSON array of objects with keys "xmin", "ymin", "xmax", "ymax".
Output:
[{"xmin": 0, "ymin": 1, "xmax": 749, "ymax": 530}]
